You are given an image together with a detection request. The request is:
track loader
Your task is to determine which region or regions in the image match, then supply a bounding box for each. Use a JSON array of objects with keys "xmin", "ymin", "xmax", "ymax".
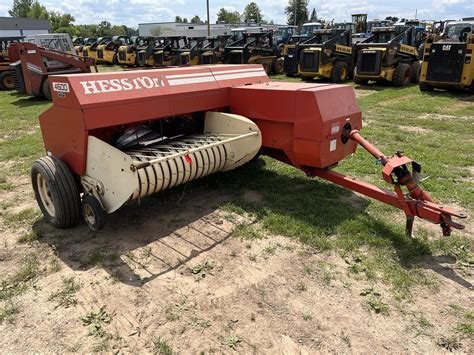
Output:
[
  {"xmin": 117, "ymin": 36, "xmax": 145, "ymax": 66},
  {"xmin": 298, "ymin": 28, "xmax": 353, "ymax": 83},
  {"xmin": 97, "ymin": 36, "xmax": 130, "ymax": 65},
  {"xmin": 283, "ymin": 22, "xmax": 324, "ymax": 76},
  {"xmin": 354, "ymin": 26, "xmax": 421, "ymax": 86},
  {"xmin": 83, "ymin": 37, "xmax": 110, "ymax": 62},
  {"xmin": 0, "ymin": 36, "xmax": 22, "ymax": 90},
  {"xmin": 8, "ymin": 41, "xmax": 96, "ymax": 99},
  {"xmin": 199, "ymin": 35, "xmax": 232, "ymax": 64},
  {"xmin": 419, "ymin": 20, "xmax": 474, "ymax": 92},
  {"xmin": 224, "ymin": 31, "xmax": 283, "ymax": 74},
  {"xmin": 73, "ymin": 37, "xmax": 84, "ymax": 54},
  {"xmin": 78, "ymin": 38, "xmax": 96, "ymax": 58},
  {"xmin": 177, "ymin": 37, "xmax": 207, "ymax": 65},
  {"xmin": 152, "ymin": 36, "xmax": 188, "ymax": 67},
  {"xmin": 135, "ymin": 37, "xmax": 159, "ymax": 66}
]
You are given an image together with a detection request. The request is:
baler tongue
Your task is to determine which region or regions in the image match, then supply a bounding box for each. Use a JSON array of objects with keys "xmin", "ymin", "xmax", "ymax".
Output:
[{"xmin": 345, "ymin": 130, "xmax": 466, "ymax": 237}]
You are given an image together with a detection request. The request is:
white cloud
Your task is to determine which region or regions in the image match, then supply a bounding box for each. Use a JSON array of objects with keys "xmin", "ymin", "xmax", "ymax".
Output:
[{"xmin": 0, "ymin": 0, "xmax": 471, "ymax": 28}]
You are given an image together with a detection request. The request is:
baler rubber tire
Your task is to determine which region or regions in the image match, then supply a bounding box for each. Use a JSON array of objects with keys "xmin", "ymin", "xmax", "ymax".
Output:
[
  {"xmin": 419, "ymin": 82, "xmax": 434, "ymax": 92},
  {"xmin": 41, "ymin": 79, "xmax": 52, "ymax": 100},
  {"xmin": 331, "ymin": 62, "xmax": 349, "ymax": 83},
  {"xmin": 300, "ymin": 75, "xmax": 313, "ymax": 82},
  {"xmin": 31, "ymin": 156, "xmax": 81, "ymax": 228},
  {"xmin": 393, "ymin": 63, "xmax": 412, "ymax": 87},
  {"xmin": 410, "ymin": 61, "xmax": 421, "ymax": 84},
  {"xmin": 0, "ymin": 72, "xmax": 14, "ymax": 90},
  {"xmin": 82, "ymin": 195, "xmax": 105, "ymax": 232}
]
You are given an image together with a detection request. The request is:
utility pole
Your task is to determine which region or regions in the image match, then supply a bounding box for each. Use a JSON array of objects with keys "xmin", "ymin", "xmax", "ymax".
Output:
[
  {"xmin": 294, "ymin": 0, "xmax": 297, "ymax": 26},
  {"xmin": 207, "ymin": 0, "xmax": 210, "ymax": 36},
  {"xmin": 415, "ymin": 9, "xmax": 418, "ymax": 19}
]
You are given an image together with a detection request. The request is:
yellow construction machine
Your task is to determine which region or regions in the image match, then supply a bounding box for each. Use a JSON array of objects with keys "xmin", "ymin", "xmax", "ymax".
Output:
[
  {"xmin": 354, "ymin": 26, "xmax": 421, "ymax": 86},
  {"xmin": 419, "ymin": 20, "xmax": 474, "ymax": 92}
]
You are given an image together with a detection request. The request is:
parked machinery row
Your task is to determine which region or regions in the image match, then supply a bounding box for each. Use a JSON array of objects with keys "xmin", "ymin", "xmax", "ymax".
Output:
[
  {"xmin": 284, "ymin": 25, "xmax": 423, "ymax": 87},
  {"xmin": 73, "ymin": 31, "xmax": 285, "ymax": 74},
  {"xmin": 283, "ymin": 21, "xmax": 474, "ymax": 92}
]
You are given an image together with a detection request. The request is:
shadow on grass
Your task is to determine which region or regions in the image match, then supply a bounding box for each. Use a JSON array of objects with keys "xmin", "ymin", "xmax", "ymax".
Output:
[
  {"xmin": 34, "ymin": 157, "xmax": 471, "ymax": 290},
  {"xmin": 10, "ymin": 92, "xmax": 49, "ymax": 107},
  {"xmin": 422, "ymin": 88, "xmax": 474, "ymax": 101},
  {"xmin": 34, "ymin": 158, "xmax": 367, "ymax": 287}
]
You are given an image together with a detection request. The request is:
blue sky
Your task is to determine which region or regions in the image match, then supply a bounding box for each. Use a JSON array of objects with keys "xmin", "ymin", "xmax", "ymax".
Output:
[{"xmin": 0, "ymin": 0, "xmax": 472, "ymax": 27}]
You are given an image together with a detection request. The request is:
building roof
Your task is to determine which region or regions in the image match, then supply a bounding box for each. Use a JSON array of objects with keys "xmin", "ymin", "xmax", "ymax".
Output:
[{"xmin": 0, "ymin": 17, "xmax": 51, "ymax": 30}]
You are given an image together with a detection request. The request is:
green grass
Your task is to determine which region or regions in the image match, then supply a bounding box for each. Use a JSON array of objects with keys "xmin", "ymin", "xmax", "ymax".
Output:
[
  {"xmin": 0, "ymin": 303, "xmax": 20, "ymax": 323},
  {"xmin": 48, "ymin": 277, "xmax": 82, "ymax": 308},
  {"xmin": 152, "ymin": 338, "xmax": 173, "ymax": 355},
  {"xmin": 0, "ymin": 255, "xmax": 40, "ymax": 301},
  {"xmin": 0, "ymin": 92, "xmax": 50, "ymax": 175},
  {"xmin": 81, "ymin": 306, "xmax": 113, "ymax": 338}
]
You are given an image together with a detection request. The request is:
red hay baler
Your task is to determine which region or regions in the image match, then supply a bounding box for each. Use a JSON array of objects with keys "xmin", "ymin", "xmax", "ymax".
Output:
[{"xmin": 32, "ymin": 64, "xmax": 466, "ymax": 235}]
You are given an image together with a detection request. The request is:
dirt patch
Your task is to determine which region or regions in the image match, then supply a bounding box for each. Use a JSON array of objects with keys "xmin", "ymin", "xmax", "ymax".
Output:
[
  {"xmin": 441, "ymin": 101, "xmax": 472, "ymax": 114},
  {"xmin": 398, "ymin": 125, "xmax": 433, "ymax": 134},
  {"xmin": 354, "ymin": 89, "xmax": 377, "ymax": 98},
  {"xmin": 378, "ymin": 95, "xmax": 412, "ymax": 107},
  {"xmin": 0, "ymin": 182, "xmax": 472, "ymax": 353},
  {"xmin": 417, "ymin": 113, "xmax": 472, "ymax": 121}
]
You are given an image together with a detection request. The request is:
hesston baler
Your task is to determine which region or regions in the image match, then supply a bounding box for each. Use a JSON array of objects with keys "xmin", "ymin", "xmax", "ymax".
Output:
[{"xmin": 32, "ymin": 65, "xmax": 466, "ymax": 235}]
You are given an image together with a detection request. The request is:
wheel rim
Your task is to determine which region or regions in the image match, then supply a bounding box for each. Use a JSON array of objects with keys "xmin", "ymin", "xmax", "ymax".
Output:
[
  {"xmin": 83, "ymin": 204, "xmax": 96, "ymax": 227},
  {"xmin": 3, "ymin": 75, "xmax": 14, "ymax": 89},
  {"xmin": 340, "ymin": 67, "xmax": 347, "ymax": 81},
  {"xmin": 37, "ymin": 173, "xmax": 55, "ymax": 217},
  {"xmin": 405, "ymin": 70, "xmax": 411, "ymax": 83}
]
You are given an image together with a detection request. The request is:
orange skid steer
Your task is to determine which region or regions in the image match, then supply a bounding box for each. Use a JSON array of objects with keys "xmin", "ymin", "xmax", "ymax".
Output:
[
  {"xmin": 9, "ymin": 41, "xmax": 96, "ymax": 99},
  {"xmin": 32, "ymin": 65, "xmax": 466, "ymax": 235}
]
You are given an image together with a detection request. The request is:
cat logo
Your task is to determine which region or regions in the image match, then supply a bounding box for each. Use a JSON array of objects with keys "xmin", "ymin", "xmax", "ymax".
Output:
[{"xmin": 442, "ymin": 45, "xmax": 452, "ymax": 51}]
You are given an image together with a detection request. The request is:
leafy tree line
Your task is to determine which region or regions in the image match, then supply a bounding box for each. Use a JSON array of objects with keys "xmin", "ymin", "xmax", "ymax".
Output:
[
  {"xmin": 174, "ymin": 2, "xmax": 271, "ymax": 26},
  {"xmin": 8, "ymin": 0, "xmax": 137, "ymax": 37}
]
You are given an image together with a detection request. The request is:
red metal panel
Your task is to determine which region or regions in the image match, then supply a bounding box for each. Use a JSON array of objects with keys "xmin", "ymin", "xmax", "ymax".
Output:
[
  {"xmin": 210, "ymin": 65, "xmax": 269, "ymax": 87},
  {"xmin": 83, "ymin": 90, "xmax": 229, "ymax": 130},
  {"xmin": 40, "ymin": 65, "xmax": 271, "ymax": 173},
  {"xmin": 39, "ymin": 106, "xmax": 87, "ymax": 175},
  {"xmin": 48, "ymin": 65, "xmax": 268, "ymax": 109},
  {"xmin": 230, "ymin": 82, "xmax": 362, "ymax": 169}
]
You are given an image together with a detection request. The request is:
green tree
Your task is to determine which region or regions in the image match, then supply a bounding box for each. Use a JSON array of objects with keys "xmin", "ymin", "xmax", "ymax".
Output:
[
  {"xmin": 285, "ymin": 0, "xmax": 309, "ymax": 29},
  {"xmin": 190, "ymin": 15, "xmax": 201, "ymax": 24},
  {"xmin": 97, "ymin": 20, "xmax": 112, "ymax": 37},
  {"xmin": 385, "ymin": 16, "xmax": 399, "ymax": 23},
  {"xmin": 243, "ymin": 2, "xmax": 262, "ymax": 23},
  {"xmin": 27, "ymin": 1, "xmax": 49, "ymax": 19},
  {"xmin": 8, "ymin": 0, "xmax": 33, "ymax": 17},
  {"xmin": 111, "ymin": 25, "xmax": 126, "ymax": 36},
  {"xmin": 150, "ymin": 26, "xmax": 162, "ymax": 37},
  {"xmin": 75, "ymin": 24, "xmax": 100, "ymax": 37},
  {"xmin": 216, "ymin": 8, "xmax": 241, "ymax": 24},
  {"xmin": 309, "ymin": 7, "xmax": 317, "ymax": 22},
  {"xmin": 182, "ymin": 18, "xmax": 188, "ymax": 23},
  {"xmin": 175, "ymin": 16, "xmax": 183, "ymax": 23}
]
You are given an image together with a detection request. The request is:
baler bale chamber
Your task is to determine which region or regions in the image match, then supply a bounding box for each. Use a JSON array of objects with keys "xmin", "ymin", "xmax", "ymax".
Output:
[{"xmin": 33, "ymin": 65, "xmax": 466, "ymax": 235}]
